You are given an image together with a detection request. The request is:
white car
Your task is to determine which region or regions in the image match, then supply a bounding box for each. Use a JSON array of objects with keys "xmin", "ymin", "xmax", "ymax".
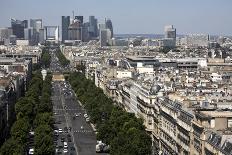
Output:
[
  {"xmin": 86, "ymin": 118, "xmax": 90, "ymax": 122},
  {"xmin": 84, "ymin": 114, "xmax": 88, "ymax": 118},
  {"xmin": 64, "ymin": 142, "xmax": 68, "ymax": 148},
  {"xmin": 29, "ymin": 148, "xmax": 34, "ymax": 155},
  {"xmin": 63, "ymin": 148, "xmax": 68, "ymax": 153},
  {"xmin": 58, "ymin": 128, "xmax": 63, "ymax": 133}
]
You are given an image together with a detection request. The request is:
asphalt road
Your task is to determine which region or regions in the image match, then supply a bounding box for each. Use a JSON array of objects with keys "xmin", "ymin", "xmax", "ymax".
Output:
[
  {"xmin": 52, "ymin": 81, "xmax": 97, "ymax": 155},
  {"xmin": 50, "ymin": 49, "xmax": 108, "ymax": 155}
]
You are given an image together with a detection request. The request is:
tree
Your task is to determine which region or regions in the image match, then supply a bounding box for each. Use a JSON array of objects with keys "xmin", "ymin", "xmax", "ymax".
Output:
[
  {"xmin": 34, "ymin": 113, "xmax": 53, "ymax": 128},
  {"xmin": 35, "ymin": 124, "xmax": 54, "ymax": 155},
  {"xmin": 0, "ymin": 138, "xmax": 24, "ymax": 155},
  {"xmin": 10, "ymin": 118, "xmax": 30, "ymax": 144}
]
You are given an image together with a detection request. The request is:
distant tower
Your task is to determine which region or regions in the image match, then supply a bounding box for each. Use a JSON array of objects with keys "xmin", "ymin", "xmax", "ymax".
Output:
[
  {"xmin": 11, "ymin": 19, "xmax": 28, "ymax": 39},
  {"xmin": 62, "ymin": 16, "xmax": 70, "ymax": 42},
  {"xmin": 89, "ymin": 16, "xmax": 98, "ymax": 38},
  {"xmin": 164, "ymin": 25, "xmax": 176, "ymax": 39},
  {"xmin": 68, "ymin": 20, "xmax": 81, "ymax": 40},
  {"xmin": 100, "ymin": 29, "xmax": 107, "ymax": 47},
  {"xmin": 30, "ymin": 19, "xmax": 42, "ymax": 44},
  {"xmin": 105, "ymin": 19, "xmax": 113, "ymax": 38}
]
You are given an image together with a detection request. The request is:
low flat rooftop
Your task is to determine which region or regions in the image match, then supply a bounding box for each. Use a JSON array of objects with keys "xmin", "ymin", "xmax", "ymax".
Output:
[{"xmin": 201, "ymin": 110, "xmax": 232, "ymax": 118}]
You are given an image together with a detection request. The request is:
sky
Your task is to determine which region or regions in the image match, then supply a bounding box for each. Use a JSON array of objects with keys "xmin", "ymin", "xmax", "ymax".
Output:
[{"xmin": 0, "ymin": 0, "xmax": 232, "ymax": 35}]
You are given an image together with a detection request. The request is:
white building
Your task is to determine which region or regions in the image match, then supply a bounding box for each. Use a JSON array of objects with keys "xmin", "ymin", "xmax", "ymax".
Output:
[
  {"xmin": 116, "ymin": 70, "xmax": 133, "ymax": 79},
  {"xmin": 137, "ymin": 63, "xmax": 154, "ymax": 74},
  {"xmin": 16, "ymin": 40, "xmax": 30, "ymax": 46}
]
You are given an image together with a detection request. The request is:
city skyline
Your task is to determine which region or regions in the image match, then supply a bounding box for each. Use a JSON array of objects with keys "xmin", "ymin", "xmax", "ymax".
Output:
[{"xmin": 0, "ymin": 0, "xmax": 232, "ymax": 36}]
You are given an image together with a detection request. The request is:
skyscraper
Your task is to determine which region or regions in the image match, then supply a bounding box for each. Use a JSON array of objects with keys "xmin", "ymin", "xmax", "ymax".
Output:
[
  {"xmin": 30, "ymin": 19, "xmax": 42, "ymax": 32},
  {"xmin": 100, "ymin": 29, "xmax": 107, "ymax": 47},
  {"xmin": 162, "ymin": 25, "xmax": 176, "ymax": 47},
  {"xmin": 89, "ymin": 16, "xmax": 98, "ymax": 38},
  {"xmin": 29, "ymin": 19, "xmax": 42, "ymax": 44},
  {"xmin": 164, "ymin": 25, "xmax": 176, "ymax": 39},
  {"xmin": 62, "ymin": 16, "xmax": 70, "ymax": 42},
  {"xmin": 68, "ymin": 20, "xmax": 81, "ymax": 40},
  {"xmin": 105, "ymin": 19, "xmax": 113, "ymax": 38},
  {"xmin": 39, "ymin": 28, "xmax": 45, "ymax": 44},
  {"xmin": 11, "ymin": 19, "xmax": 28, "ymax": 39},
  {"xmin": 0, "ymin": 28, "xmax": 12, "ymax": 41}
]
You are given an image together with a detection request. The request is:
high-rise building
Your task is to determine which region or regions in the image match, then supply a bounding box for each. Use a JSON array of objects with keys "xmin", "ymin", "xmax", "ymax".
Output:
[
  {"xmin": 89, "ymin": 16, "xmax": 98, "ymax": 38},
  {"xmin": 11, "ymin": 19, "xmax": 28, "ymax": 39},
  {"xmin": 82, "ymin": 22, "xmax": 90, "ymax": 42},
  {"xmin": 39, "ymin": 28, "xmax": 45, "ymax": 43},
  {"xmin": 62, "ymin": 16, "xmax": 70, "ymax": 42},
  {"xmin": 0, "ymin": 28, "xmax": 13, "ymax": 41},
  {"xmin": 68, "ymin": 20, "xmax": 81, "ymax": 40},
  {"xmin": 105, "ymin": 19, "xmax": 113, "ymax": 38},
  {"xmin": 75, "ymin": 16, "xmax": 83, "ymax": 24},
  {"xmin": 24, "ymin": 28, "xmax": 32, "ymax": 40},
  {"xmin": 30, "ymin": 19, "xmax": 42, "ymax": 44},
  {"xmin": 164, "ymin": 25, "xmax": 176, "ymax": 39},
  {"xmin": 162, "ymin": 25, "xmax": 176, "ymax": 48},
  {"xmin": 30, "ymin": 19, "xmax": 42, "ymax": 32},
  {"xmin": 100, "ymin": 29, "xmax": 107, "ymax": 47}
]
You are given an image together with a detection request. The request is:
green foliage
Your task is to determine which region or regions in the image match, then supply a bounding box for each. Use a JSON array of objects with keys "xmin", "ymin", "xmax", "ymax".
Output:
[
  {"xmin": 34, "ymin": 113, "xmax": 53, "ymax": 128},
  {"xmin": 68, "ymin": 72, "xmax": 152, "ymax": 155},
  {"xmin": 34, "ymin": 125, "xmax": 54, "ymax": 155},
  {"xmin": 55, "ymin": 49, "xmax": 70, "ymax": 67},
  {"xmin": 41, "ymin": 48, "xmax": 51, "ymax": 68},
  {"xmin": 10, "ymin": 117, "xmax": 30, "ymax": 146},
  {"xmin": 0, "ymin": 72, "xmax": 54, "ymax": 155},
  {"xmin": 34, "ymin": 74, "xmax": 54, "ymax": 154},
  {"xmin": 0, "ymin": 138, "xmax": 24, "ymax": 155}
]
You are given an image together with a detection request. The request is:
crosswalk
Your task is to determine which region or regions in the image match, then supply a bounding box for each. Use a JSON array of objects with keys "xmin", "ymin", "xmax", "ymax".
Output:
[
  {"xmin": 53, "ymin": 109, "xmax": 80, "ymax": 111},
  {"xmin": 73, "ymin": 130, "xmax": 93, "ymax": 133}
]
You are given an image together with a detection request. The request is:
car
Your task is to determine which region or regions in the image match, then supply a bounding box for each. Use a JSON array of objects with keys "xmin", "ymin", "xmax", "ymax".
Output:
[
  {"xmin": 29, "ymin": 148, "xmax": 34, "ymax": 155},
  {"xmin": 58, "ymin": 129, "xmax": 63, "ymax": 133},
  {"xmin": 63, "ymin": 148, "xmax": 68, "ymax": 153},
  {"xmin": 75, "ymin": 113, "xmax": 79, "ymax": 117},
  {"xmin": 81, "ymin": 126, "xmax": 84, "ymax": 130},
  {"xmin": 84, "ymin": 114, "xmax": 88, "ymax": 118},
  {"xmin": 64, "ymin": 142, "xmax": 68, "ymax": 148},
  {"xmin": 86, "ymin": 118, "xmax": 90, "ymax": 122}
]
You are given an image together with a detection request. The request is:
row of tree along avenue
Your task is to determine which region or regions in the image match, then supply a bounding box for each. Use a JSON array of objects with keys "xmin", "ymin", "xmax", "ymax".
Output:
[
  {"xmin": 32, "ymin": 47, "xmax": 51, "ymax": 71},
  {"xmin": 0, "ymin": 72, "xmax": 54, "ymax": 155},
  {"xmin": 56, "ymin": 49, "xmax": 70, "ymax": 67},
  {"xmin": 68, "ymin": 72, "xmax": 152, "ymax": 155}
]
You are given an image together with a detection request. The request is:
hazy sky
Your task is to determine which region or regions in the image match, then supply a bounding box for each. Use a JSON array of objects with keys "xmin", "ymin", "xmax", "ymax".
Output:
[{"xmin": 0, "ymin": 0, "xmax": 231, "ymax": 35}]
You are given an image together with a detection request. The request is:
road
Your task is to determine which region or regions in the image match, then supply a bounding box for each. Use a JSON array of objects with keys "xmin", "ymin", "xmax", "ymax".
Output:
[
  {"xmin": 49, "ymin": 48, "xmax": 108, "ymax": 155},
  {"xmin": 52, "ymin": 80, "xmax": 97, "ymax": 155}
]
